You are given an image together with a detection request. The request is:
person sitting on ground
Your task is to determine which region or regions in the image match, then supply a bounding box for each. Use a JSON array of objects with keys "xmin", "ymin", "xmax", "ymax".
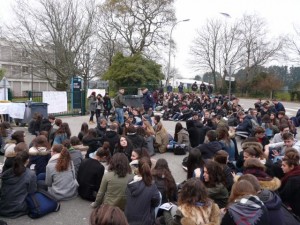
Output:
[
  {"xmin": 173, "ymin": 122, "xmax": 190, "ymax": 147},
  {"xmin": 82, "ymin": 128, "xmax": 102, "ymax": 159},
  {"xmin": 90, "ymin": 204, "xmax": 129, "ymax": 225},
  {"xmin": 77, "ymin": 147, "xmax": 106, "ymax": 201},
  {"xmin": 2, "ymin": 142, "xmax": 28, "ymax": 173},
  {"xmin": 62, "ymin": 139, "xmax": 83, "ymax": 177},
  {"xmin": 159, "ymin": 178, "xmax": 220, "ymax": 225},
  {"xmin": 271, "ymin": 123, "xmax": 290, "ymax": 144},
  {"xmin": 49, "ymin": 118, "xmax": 62, "ymax": 145},
  {"xmin": 28, "ymin": 135, "xmax": 51, "ymax": 175},
  {"xmin": 114, "ymin": 135, "xmax": 134, "ymax": 162},
  {"xmin": 96, "ymin": 118, "xmax": 107, "ymax": 138},
  {"xmin": 216, "ymin": 126, "xmax": 236, "ymax": 162},
  {"xmin": 0, "ymin": 151, "xmax": 37, "ymax": 218},
  {"xmin": 185, "ymin": 148, "xmax": 205, "ymax": 179},
  {"xmin": 91, "ymin": 153, "xmax": 133, "ymax": 210},
  {"xmin": 53, "ymin": 122, "xmax": 71, "ymax": 145},
  {"xmin": 126, "ymin": 125, "xmax": 147, "ymax": 149},
  {"xmin": 235, "ymin": 111, "xmax": 255, "ymax": 138},
  {"xmin": 70, "ymin": 136, "xmax": 89, "ymax": 158},
  {"xmin": 221, "ymin": 180, "xmax": 269, "ymax": 225},
  {"xmin": 196, "ymin": 130, "xmax": 223, "ymax": 160},
  {"xmin": 0, "ymin": 122, "xmax": 15, "ymax": 155},
  {"xmin": 102, "ymin": 123, "xmax": 120, "ymax": 156},
  {"xmin": 45, "ymin": 144, "xmax": 78, "ymax": 201},
  {"xmin": 154, "ymin": 122, "xmax": 169, "ymax": 154},
  {"xmin": 238, "ymin": 174, "xmax": 284, "ymax": 225},
  {"xmin": 279, "ymin": 148, "xmax": 300, "ymax": 217},
  {"xmin": 203, "ymin": 159, "xmax": 229, "ymax": 208},
  {"xmin": 78, "ymin": 122, "xmax": 89, "ymax": 142},
  {"xmin": 125, "ymin": 157, "xmax": 160, "ymax": 225},
  {"xmin": 3, "ymin": 130, "xmax": 25, "ymax": 163}
]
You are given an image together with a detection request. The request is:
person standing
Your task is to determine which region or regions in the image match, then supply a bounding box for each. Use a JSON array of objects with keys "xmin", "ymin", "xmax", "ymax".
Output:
[
  {"xmin": 200, "ymin": 81, "xmax": 206, "ymax": 93},
  {"xmin": 114, "ymin": 88, "xmax": 127, "ymax": 126},
  {"xmin": 166, "ymin": 83, "xmax": 173, "ymax": 93},
  {"xmin": 141, "ymin": 87, "xmax": 154, "ymax": 113},
  {"xmin": 103, "ymin": 93, "xmax": 112, "ymax": 119},
  {"xmin": 178, "ymin": 82, "xmax": 184, "ymax": 94},
  {"xmin": 191, "ymin": 81, "xmax": 198, "ymax": 92},
  {"xmin": 96, "ymin": 94, "xmax": 104, "ymax": 122},
  {"xmin": 88, "ymin": 92, "xmax": 97, "ymax": 124}
]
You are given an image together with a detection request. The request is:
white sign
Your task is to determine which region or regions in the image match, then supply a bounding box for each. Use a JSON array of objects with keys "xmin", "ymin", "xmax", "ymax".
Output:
[
  {"xmin": 43, "ymin": 91, "xmax": 68, "ymax": 113},
  {"xmin": 8, "ymin": 103, "xmax": 26, "ymax": 119},
  {"xmin": 87, "ymin": 89, "xmax": 106, "ymax": 98},
  {"xmin": 225, "ymin": 76, "xmax": 235, "ymax": 81}
]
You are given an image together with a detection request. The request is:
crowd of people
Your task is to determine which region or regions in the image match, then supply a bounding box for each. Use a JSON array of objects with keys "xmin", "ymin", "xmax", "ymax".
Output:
[{"xmin": 0, "ymin": 86, "xmax": 300, "ymax": 225}]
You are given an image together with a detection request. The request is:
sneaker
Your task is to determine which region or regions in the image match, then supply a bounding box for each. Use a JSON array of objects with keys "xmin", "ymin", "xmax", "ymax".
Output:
[{"xmin": 182, "ymin": 165, "xmax": 187, "ymax": 171}]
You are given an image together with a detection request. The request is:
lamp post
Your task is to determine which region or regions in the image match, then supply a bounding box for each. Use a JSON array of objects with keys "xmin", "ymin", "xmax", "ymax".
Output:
[{"xmin": 166, "ymin": 19, "xmax": 190, "ymax": 86}]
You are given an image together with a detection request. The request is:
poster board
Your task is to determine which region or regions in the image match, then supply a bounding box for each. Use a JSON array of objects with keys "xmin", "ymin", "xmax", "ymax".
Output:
[
  {"xmin": 87, "ymin": 89, "xmax": 106, "ymax": 98},
  {"xmin": 43, "ymin": 91, "xmax": 68, "ymax": 113}
]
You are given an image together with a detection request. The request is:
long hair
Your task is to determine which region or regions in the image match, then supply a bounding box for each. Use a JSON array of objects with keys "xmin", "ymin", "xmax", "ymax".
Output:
[
  {"xmin": 83, "ymin": 128, "xmax": 98, "ymax": 139},
  {"xmin": 187, "ymin": 148, "xmax": 205, "ymax": 179},
  {"xmin": 174, "ymin": 122, "xmax": 183, "ymax": 142},
  {"xmin": 178, "ymin": 178, "xmax": 209, "ymax": 205},
  {"xmin": 228, "ymin": 180, "xmax": 256, "ymax": 205},
  {"xmin": 282, "ymin": 148, "xmax": 300, "ymax": 167},
  {"xmin": 96, "ymin": 142, "xmax": 111, "ymax": 164},
  {"xmin": 56, "ymin": 122, "xmax": 71, "ymax": 138},
  {"xmin": 216, "ymin": 127, "xmax": 230, "ymax": 144},
  {"xmin": 204, "ymin": 160, "xmax": 226, "ymax": 188},
  {"xmin": 138, "ymin": 157, "xmax": 152, "ymax": 186},
  {"xmin": 152, "ymin": 158, "xmax": 177, "ymax": 201},
  {"xmin": 13, "ymin": 151, "xmax": 29, "ymax": 176},
  {"xmin": 80, "ymin": 122, "xmax": 89, "ymax": 134},
  {"xmin": 52, "ymin": 144, "xmax": 71, "ymax": 172},
  {"xmin": 132, "ymin": 147, "xmax": 150, "ymax": 159},
  {"xmin": 109, "ymin": 153, "xmax": 131, "ymax": 177},
  {"xmin": 90, "ymin": 204, "xmax": 129, "ymax": 225},
  {"xmin": 143, "ymin": 121, "xmax": 155, "ymax": 136}
]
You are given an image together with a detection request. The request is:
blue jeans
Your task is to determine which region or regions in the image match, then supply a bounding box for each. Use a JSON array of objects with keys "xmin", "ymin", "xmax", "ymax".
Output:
[{"xmin": 115, "ymin": 107, "xmax": 124, "ymax": 125}]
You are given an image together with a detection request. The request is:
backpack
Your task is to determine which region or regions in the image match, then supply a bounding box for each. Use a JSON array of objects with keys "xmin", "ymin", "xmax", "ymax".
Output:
[{"xmin": 26, "ymin": 189, "xmax": 60, "ymax": 218}]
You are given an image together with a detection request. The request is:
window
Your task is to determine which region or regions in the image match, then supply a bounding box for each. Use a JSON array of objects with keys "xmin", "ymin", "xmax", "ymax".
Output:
[{"xmin": 22, "ymin": 66, "xmax": 29, "ymax": 73}]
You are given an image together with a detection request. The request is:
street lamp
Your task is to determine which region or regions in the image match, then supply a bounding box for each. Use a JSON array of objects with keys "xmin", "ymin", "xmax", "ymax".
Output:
[{"xmin": 166, "ymin": 19, "xmax": 190, "ymax": 85}]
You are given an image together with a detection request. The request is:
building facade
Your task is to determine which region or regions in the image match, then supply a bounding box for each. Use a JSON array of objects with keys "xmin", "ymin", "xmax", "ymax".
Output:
[{"xmin": 0, "ymin": 38, "xmax": 55, "ymax": 97}]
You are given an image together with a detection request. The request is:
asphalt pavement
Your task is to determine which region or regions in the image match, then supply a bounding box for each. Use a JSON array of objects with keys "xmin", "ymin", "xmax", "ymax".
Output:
[{"xmin": 0, "ymin": 98, "xmax": 299, "ymax": 225}]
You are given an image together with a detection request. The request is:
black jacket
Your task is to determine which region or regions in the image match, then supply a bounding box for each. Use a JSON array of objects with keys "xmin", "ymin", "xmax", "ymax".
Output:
[
  {"xmin": 82, "ymin": 137, "xmax": 102, "ymax": 158},
  {"xmin": 125, "ymin": 178, "xmax": 160, "ymax": 225},
  {"xmin": 77, "ymin": 158, "xmax": 104, "ymax": 201},
  {"xmin": 196, "ymin": 141, "xmax": 223, "ymax": 160},
  {"xmin": 103, "ymin": 131, "xmax": 120, "ymax": 155},
  {"xmin": 186, "ymin": 120, "xmax": 210, "ymax": 148},
  {"xmin": 127, "ymin": 133, "xmax": 147, "ymax": 149}
]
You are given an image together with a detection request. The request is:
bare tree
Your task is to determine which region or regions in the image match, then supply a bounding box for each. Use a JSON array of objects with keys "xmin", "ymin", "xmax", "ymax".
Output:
[
  {"xmin": 6, "ymin": 0, "xmax": 96, "ymax": 90},
  {"xmin": 287, "ymin": 24, "xmax": 300, "ymax": 64},
  {"xmin": 239, "ymin": 14, "xmax": 283, "ymax": 87},
  {"xmin": 99, "ymin": 0, "xmax": 176, "ymax": 55},
  {"xmin": 190, "ymin": 19, "xmax": 222, "ymax": 89}
]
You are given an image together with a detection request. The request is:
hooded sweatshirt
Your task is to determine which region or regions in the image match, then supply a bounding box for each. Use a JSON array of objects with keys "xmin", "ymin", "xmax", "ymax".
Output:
[{"xmin": 125, "ymin": 176, "xmax": 160, "ymax": 225}]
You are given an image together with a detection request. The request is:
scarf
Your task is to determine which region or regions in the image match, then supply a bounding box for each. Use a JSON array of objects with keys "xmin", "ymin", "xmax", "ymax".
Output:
[
  {"xmin": 229, "ymin": 195, "xmax": 264, "ymax": 225},
  {"xmin": 244, "ymin": 168, "xmax": 272, "ymax": 181},
  {"xmin": 281, "ymin": 165, "xmax": 300, "ymax": 186}
]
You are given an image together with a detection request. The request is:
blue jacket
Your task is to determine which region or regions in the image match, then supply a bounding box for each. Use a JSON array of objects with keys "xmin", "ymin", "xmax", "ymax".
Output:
[{"xmin": 143, "ymin": 91, "xmax": 154, "ymax": 110}]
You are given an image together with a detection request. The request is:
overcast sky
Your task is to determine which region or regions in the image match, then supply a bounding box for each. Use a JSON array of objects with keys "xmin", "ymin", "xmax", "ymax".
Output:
[{"xmin": 1, "ymin": 0, "xmax": 300, "ymax": 78}]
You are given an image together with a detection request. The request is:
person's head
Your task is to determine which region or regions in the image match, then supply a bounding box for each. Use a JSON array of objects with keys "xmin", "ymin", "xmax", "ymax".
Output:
[
  {"xmin": 204, "ymin": 111, "xmax": 211, "ymax": 119},
  {"xmin": 99, "ymin": 118, "xmax": 107, "ymax": 128},
  {"xmin": 109, "ymin": 153, "xmax": 131, "ymax": 177},
  {"xmin": 243, "ymin": 147, "xmax": 259, "ymax": 161},
  {"xmin": 238, "ymin": 174, "xmax": 261, "ymax": 193},
  {"xmin": 51, "ymin": 144, "xmax": 71, "ymax": 172},
  {"xmin": 109, "ymin": 124, "xmax": 118, "ymax": 132},
  {"xmin": 281, "ymin": 148, "xmax": 300, "ymax": 173},
  {"xmin": 206, "ymin": 130, "xmax": 217, "ymax": 142},
  {"xmin": 243, "ymin": 158, "xmax": 265, "ymax": 171},
  {"xmin": 39, "ymin": 131, "xmax": 49, "ymax": 139},
  {"xmin": 228, "ymin": 180, "xmax": 257, "ymax": 204},
  {"xmin": 203, "ymin": 160, "xmax": 225, "ymax": 187},
  {"xmin": 216, "ymin": 127, "xmax": 229, "ymax": 141},
  {"xmin": 270, "ymin": 112, "xmax": 276, "ymax": 120},
  {"xmin": 119, "ymin": 135, "xmax": 130, "ymax": 148},
  {"xmin": 249, "ymin": 109, "xmax": 258, "ymax": 117},
  {"xmin": 214, "ymin": 150, "xmax": 229, "ymax": 165},
  {"xmin": 85, "ymin": 128, "xmax": 98, "ymax": 139},
  {"xmin": 91, "ymin": 91, "xmax": 96, "ymax": 97},
  {"xmin": 11, "ymin": 130, "xmax": 25, "ymax": 143},
  {"xmin": 80, "ymin": 122, "xmax": 89, "ymax": 133},
  {"xmin": 131, "ymin": 147, "xmax": 150, "ymax": 161},
  {"xmin": 70, "ymin": 136, "xmax": 81, "ymax": 146},
  {"xmin": 55, "ymin": 118, "xmax": 62, "ymax": 127},
  {"xmin": 141, "ymin": 87, "xmax": 148, "ymax": 94},
  {"xmin": 56, "ymin": 122, "xmax": 71, "ymax": 137},
  {"xmin": 13, "ymin": 150, "xmax": 29, "ymax": 176},
  {"xmin": 0, "ymin": 122, "xmax": 11, "ymax": 136},
  {"xmin": 178, "ymin": 178, "xmax": 209, "ymax": 206},
  {"xmin": 95, "ymin": 142, "xmax": 111, "ymax": 163},
  {"xmin": 48, "ymin": 115, "xmax": 55, "ymax": 123},
  {"xmin": 90, "ymin": 204, "xmax": 129, "ymax": 225},
  {"xmin": 154, "ymin": 115, "xmax": 161, "ymax": 125},
  {"xmin": 254, "ymin": 127, "xmax": 265, "ymax": 139},
  {"xmin": 277, "ymin": 111, "xmax": 285, "ymax": 118},
  {"xmin": 192, "ymin": 112, "xmax": 199, "ymax": 120},
  {"xmin": 187, "ymin": 148, "xmax": 205, "ymax": 179},
  {"xmin": 282, "ymin": 132, "xmax": 295, "ymax": 147},
  {"xmin": 119, "ymin": 88, "xmax": 125, "ymax": 94},
  {"xmin": 138, "ymin": 157, "xmax": 153, "ymax": 186},
  {"xmin": 14, "ymin": 142, "xmax": 29, "ymax": 153},
  {"xmin": 33, "ymin": 135, "xmax": 50, "ymax": 149},
  {"xmin": 279, "ymin": 123, "xmax": 290, "ymax": 134},
  {"xmin": 127, "ymin": 125, "xmax": 136, "ymax": 134}
]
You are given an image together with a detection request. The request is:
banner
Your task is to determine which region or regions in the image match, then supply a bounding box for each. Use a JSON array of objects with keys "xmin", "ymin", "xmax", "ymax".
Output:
[
  {"xmin": 43, "ymin": 91, "xmax": 68, "ymax": 114},
  {"xmin": 8, "ymin": 103, "xmax": 26, "ymax": 119}
]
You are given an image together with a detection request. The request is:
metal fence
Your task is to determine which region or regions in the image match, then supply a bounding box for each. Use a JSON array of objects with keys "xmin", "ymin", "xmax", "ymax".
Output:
[{"xmin": 24, "ymin": 91, "xmax": 85, "ymax": 117}]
